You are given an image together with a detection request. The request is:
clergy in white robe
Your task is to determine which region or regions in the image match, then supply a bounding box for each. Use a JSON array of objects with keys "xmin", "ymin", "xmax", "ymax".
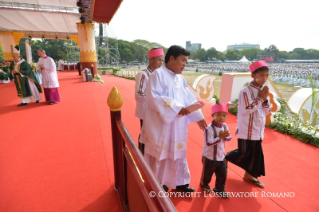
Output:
[
  {"xmin": 140, "ymin": 45, "xmax": 207, "ymax": 191},
  {"xmin": 58, "ymin": 59, "xmax": 64, "ymax": 71},
  {"xmin": 37, "ymin": 49, "xmax": 60, "ymax": 105}
]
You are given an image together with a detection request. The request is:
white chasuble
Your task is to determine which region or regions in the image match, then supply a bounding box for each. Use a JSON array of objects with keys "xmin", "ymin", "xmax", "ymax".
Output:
[{"xmin": 141, "ymin": 65, "xmax": 204, "ymax": 161}]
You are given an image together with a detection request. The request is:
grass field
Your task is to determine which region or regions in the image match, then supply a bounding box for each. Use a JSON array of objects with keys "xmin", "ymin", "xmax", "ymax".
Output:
[{"xmin": 122, "ymin": 68, "xmax": 301, "ymax": 102}]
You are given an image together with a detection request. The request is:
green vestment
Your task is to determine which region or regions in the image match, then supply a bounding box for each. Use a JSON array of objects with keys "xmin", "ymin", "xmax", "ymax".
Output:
[
  {"xmin": 9, "ymin": 60, "xmax": 42, "ymax": 97},
  {"xmin": 0, "ymin": 66, "xmax": 12, "ymax": 80}
]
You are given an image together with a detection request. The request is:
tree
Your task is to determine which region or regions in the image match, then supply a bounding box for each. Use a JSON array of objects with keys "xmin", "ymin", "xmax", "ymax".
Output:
[
  {"xmin": 188, "ymin": 50, "xmax": 197, "ymax": 60},
  {"xmin": 18, "ymin": 38, "xmax": 77, "ymax": 63},
  {"xmin": 197, "ymin": 48, "xmax": 207, "ymax": 62},
  {"xmin": 133, "ymin": 39, "xmax": 154, "ymax": 50},
  {"xmin": 288, "ymin": 53, "xmax": 300, "ymax": 59},
  {"xmin": 306, "ymin": 49, "xmax": 319, "ymax": 59},
  {"xmin": 206, "ymin": 47, "xmax": 218, "ymax": 60},
  {"xmin": 216, "ymin": 51, "xmax": 225, "ymax": 60},
  {"xmin": 130, "ymin": 42, "xmax": 148, "ymax": 63},
  {"xmin": 117, "ymin": 40, "xmax": 134, "ymax": 63},
  {"xmin": 291, "ymin": 48, "xmax": 307, "ymax": 59},
  {"xmin": 264, "ymin": 44, "xmax": 279, "ymax": 60},
  {"xmin": 225, "ymin": 50, "xmax": 240, "ymax": 60},
  {"xmin": 239, "ymin": 48, "xmax": 258, "ymax": 60},
  {"xmin": 278, "ymin": 51, "xmax": 289, "ymax": 60}
]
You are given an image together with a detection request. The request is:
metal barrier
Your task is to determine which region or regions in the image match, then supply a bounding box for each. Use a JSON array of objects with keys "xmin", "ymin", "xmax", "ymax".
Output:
[{"xmin": 107, "ymin": 87, "xmax": 177, "ymax": 212}]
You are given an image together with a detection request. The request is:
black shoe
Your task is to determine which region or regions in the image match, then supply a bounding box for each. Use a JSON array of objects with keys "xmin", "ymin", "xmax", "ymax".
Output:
[
  {"xmin": 49, "ymin": 101, "xmax": 55, "ymax": 105},
  {"xmin": 36, "ymin": 100, "xmax": 39, "ymax": 103},
  {"xmin": 176, "ymin": 184, "xmax": 195, "ymax": 192},
  {"xmin": 163, "ymin": 185, "xmax": 169, "ymax": 192},
  {"xmin": 213, "ymin": 188, "xmax": 229, "ymax": 198},
  {"xmin": 17, "ymin": 103, "xmax": 27, "ymax": 107}
]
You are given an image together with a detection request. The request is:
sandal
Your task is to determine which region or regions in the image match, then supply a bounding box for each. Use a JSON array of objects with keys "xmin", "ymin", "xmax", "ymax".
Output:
[
  {"xmin": 200, "ymin": 184, "xmax": 212, "ymax": 193},
  {"xmin": 243, "ymin": 177, "xmax": 264, "ymax": 188}
]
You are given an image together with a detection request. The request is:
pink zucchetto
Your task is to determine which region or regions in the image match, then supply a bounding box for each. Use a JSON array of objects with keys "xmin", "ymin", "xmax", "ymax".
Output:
[
  {"xmin": 212, "ymin": 102, "xmax": 231, "ymax": 115},
  {"xmin": 249, "ymin": 58, "xmax": 274, "ymax": 73},
  {"xmin": 148, "ymin": 48, "xmax": 164, "ymax": 59}
]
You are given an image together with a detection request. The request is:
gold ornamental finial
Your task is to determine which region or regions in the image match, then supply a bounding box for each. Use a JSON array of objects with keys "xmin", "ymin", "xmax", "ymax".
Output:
[{"xmin": 107, "ymin": 87, "xmax": 123, "ymax": 111}]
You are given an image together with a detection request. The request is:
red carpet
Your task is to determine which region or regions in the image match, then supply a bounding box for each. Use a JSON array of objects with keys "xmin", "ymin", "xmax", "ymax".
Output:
[{"xmin": 1, "ymin": 72, "xmax": 319, "ymax": 212}]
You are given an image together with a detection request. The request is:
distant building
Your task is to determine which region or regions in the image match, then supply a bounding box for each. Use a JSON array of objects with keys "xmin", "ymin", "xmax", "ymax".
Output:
[
  {"xmin": 227, "ymin": 43, "xmax": 260, "ymax": 51},
  {"xmin": 186, "ymin": 41, "xmax": 202, "ymax": 51}
]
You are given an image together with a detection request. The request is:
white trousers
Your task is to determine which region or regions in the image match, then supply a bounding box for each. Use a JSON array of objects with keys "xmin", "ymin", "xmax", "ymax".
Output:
[
  {"xmin": 144, "ymin": 153, "xmax": 190, "ymax": 189},
  {"xmin": 19, "ymin": 79, "xmax": 42, "ymax": 103}
]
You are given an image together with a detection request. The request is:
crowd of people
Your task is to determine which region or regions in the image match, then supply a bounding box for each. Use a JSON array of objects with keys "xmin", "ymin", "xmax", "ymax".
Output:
[
  {"xmin": 185, "ymin": 63, "xmax": 319, "ymax": 87},
  {"xmin": 134, "ymin": 45, "xmax": 271, "ymax": 198}
]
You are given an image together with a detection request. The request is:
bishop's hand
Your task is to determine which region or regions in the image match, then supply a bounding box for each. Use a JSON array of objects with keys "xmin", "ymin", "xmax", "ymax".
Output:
[{"xmin": 178, "ymin": 107, "xmax": 190, "ymax": 116}]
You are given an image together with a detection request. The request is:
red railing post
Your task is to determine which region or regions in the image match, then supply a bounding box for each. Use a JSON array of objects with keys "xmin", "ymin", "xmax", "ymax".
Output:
[
  {"xmin": 107, "ymin": 87, "xmax": 128, "ymax": 211},
  {"xmin": 107, "ymin": 86, "xmax": 177, "ymax": 211}
]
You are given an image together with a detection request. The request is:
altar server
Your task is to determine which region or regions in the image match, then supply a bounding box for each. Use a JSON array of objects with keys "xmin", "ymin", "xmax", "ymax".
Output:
[
  {"xmin": 135, "ymin": 48, "xmax": 164, "ymax": 154},
  {"xmin": 37, "ymin": 49, "xmax": 60, "ymax": 105},
  {"xmin": 225, "ymin": 60, "xmax": 271, "ymax": 188}
]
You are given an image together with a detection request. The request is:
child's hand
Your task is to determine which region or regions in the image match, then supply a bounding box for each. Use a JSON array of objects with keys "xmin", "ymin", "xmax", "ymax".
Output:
[
  {"xmin": 258, "ymin": 86, "xmax": 269, "ymax": 101},
  {"xmin": 219, "ymin": 130, "xmax": 230, "ymax": 140}
]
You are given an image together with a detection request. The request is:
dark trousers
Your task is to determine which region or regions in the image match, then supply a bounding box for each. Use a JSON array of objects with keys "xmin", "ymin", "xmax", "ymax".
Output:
[
  {"xmin": 138, "ymin": 119, "xmax": 145, "ymax": 155},
  {"xmin": 225, "ymin": 139, "xmax": 265, "ymax": 178},
  {"xmin": 200, "ymin": 156, "xmax": 227, "ymax": 191},
  {"xmin": 77, "ymin": 62, "xmax": 82, "ymax": 76}
]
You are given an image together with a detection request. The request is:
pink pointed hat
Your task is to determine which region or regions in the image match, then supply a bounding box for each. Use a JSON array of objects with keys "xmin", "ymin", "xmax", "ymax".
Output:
[
  {"xmin": 148, "ymin": 48, "xmax": 164, "ymax": 59},
  {"xmin": 212, "ymin": 102, "xmax": 231, "ymax": 114},
  {"xmin": 249, "ymin": 58, "xmax": 273, "ymax": 73}
]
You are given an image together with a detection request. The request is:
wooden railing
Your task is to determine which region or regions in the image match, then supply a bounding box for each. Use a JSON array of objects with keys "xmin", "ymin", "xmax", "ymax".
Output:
[{"xmin": 107, "ymin": 87, "xmax": 177, "ymax": 212}]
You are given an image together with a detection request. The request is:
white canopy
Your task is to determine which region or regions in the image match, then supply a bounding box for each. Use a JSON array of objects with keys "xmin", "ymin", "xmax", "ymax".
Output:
[
  {"xmin": 0, "ymin": 9, "xmax": 79, "ymax": 33},
  {"xmin": 0, "ymin": 0, "xmax": 80, "ymax": 34},
  {"xmin": 238, "ymin": 56, "xmax": 250, "ymax": 63}
]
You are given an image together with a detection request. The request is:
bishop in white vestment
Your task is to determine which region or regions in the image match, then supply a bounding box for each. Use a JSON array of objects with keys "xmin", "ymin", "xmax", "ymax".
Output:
[{"xmin": 140, "ymin": 45, "xmax": 207, "ymax": 191}]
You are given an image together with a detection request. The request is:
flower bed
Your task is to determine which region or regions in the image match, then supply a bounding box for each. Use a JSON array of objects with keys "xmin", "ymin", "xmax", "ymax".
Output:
[{"xmin": 228, "ymin": 98, "xmax": 319, "ymax": 147}]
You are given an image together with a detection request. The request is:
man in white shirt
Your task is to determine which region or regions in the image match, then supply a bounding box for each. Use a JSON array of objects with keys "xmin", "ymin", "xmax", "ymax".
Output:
[
  {"xmin": 37, "ymin": 49, "xmax": 61, "ymax": 105},
  {"xmin": 135, "ymin": 48, "xmax": 164, "ymax": 154},
  {"xmin": 140, "ymin": 45, "xmax": 207, "ymax": 192},
  {"xmin": 58, "ymin": 58, "xmax": 64, "ymax": 72}
]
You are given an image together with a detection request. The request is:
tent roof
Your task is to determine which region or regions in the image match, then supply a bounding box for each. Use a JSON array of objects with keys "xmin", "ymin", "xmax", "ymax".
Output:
[
  {"xmin": 0, "ymin": 0, "xmax": 123, "ymax": 37},
  {"xmin": 239, "ymin": 56, "xmax": 250, "ymax": 62},
  {"xmin": 0, "ymin": 8, "xmax": 79, "ymax": 33}
]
